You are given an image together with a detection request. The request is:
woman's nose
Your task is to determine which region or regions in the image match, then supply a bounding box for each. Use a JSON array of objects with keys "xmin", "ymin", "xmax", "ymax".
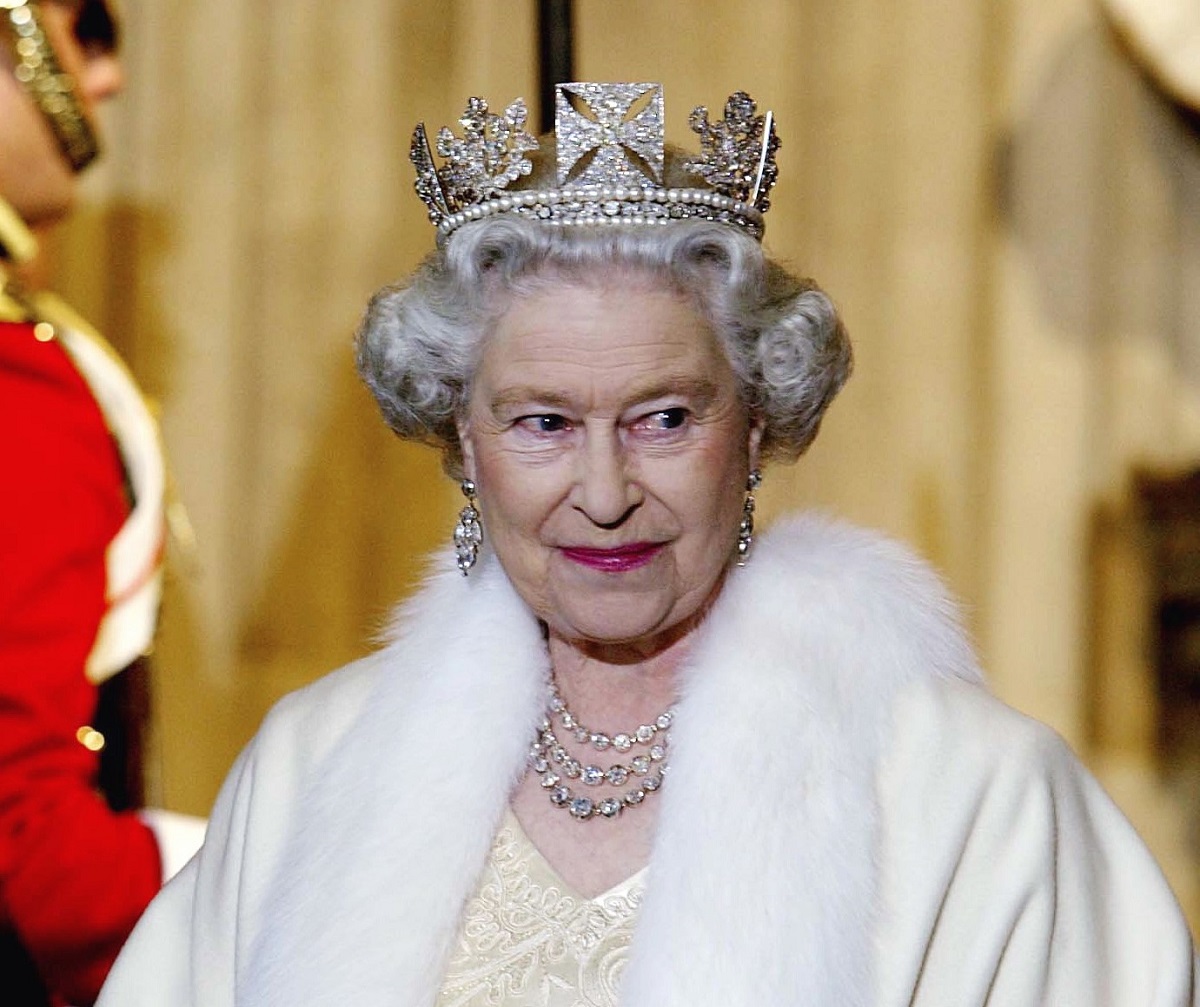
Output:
[{"xmin": 573, "ymin": 431, "xmax": 641, "ymax": 528}]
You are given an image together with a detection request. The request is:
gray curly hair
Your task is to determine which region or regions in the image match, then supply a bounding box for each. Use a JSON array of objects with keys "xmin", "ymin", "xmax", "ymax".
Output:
[{"xmin": 356, "ymin": 215, "xmax": 851, "ymax": 476}]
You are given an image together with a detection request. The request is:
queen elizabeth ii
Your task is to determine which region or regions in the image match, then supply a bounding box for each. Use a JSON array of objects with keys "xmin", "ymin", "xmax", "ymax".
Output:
[{"xmin": 99, "ymin": 84, "xmax": 1196, "ymax": 1007}]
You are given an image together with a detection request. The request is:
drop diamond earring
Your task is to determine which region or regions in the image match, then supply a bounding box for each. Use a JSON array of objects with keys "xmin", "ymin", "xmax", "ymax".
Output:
[
  {"xmin": 454, "ymin": 479, "xmax": 482, "ymax": 575},
  {"xmin": 736, "ymin": 469, "xmax": 762, "ymax": 566}
]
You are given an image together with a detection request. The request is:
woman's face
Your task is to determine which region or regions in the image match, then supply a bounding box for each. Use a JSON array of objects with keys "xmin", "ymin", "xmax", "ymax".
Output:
[{"xmin": 459, "ymin": 276, "xmax": 762, "ymax": 653}]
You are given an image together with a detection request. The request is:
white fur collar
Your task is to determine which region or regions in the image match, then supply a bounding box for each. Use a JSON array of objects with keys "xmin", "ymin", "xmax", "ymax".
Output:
[{"xmin": 243, "ymin": 513, "xmax": 982, "ymax": 1005}]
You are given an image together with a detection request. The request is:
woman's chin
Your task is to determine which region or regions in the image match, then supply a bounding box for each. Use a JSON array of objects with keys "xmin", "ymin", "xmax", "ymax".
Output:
[
  {"xmin": 544, "ymin": 591, "xmax": 714, "ymax": 657},
  {"xmin": 538, "ymin": 593, "xmax": 669, "ymax": 647},
  {"xmin": 558, "ymin": 611, "xmax": 668, "ymax": 648}
]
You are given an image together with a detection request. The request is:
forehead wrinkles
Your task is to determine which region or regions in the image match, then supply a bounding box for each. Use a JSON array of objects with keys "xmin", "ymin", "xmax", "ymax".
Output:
[
  {"xmin": 478, "ymin": 333, "xmax": 725, "ymax": 415},
  {"xmin": 473, "ymin": 284, "xmax": 734, "ymax": 413},
  {"xmin": 488, "ymin": 288, "xmax": 718, "ymax": 365},
  {"xmin": 480, "ymin": 348, "xmax": 708, "ymax": 419},
  {"xmin": 491, "ymin": 330, "xmax": 703, "ymax": 371}
]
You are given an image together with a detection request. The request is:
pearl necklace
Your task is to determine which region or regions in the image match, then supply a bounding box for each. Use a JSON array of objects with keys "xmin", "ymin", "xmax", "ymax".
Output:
[{"xmin": 530, "ymin": 684, "xmax": 674, "ymax": 821}]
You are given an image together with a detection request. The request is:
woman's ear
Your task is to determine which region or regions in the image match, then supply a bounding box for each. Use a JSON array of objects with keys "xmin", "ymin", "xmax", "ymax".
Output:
[
  {"xmin": 748, "ymin": 412, "xmax": 765, "ymax": 472},
  {"xmin": 457, "ymin": 417, "xmax": 477, "ymax": 483}
]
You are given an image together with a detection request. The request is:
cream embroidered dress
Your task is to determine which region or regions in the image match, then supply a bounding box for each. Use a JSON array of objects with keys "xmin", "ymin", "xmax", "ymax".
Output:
[{"xmin": 436, "ymin": 813, "xmax": 646, "ymax": 1007}]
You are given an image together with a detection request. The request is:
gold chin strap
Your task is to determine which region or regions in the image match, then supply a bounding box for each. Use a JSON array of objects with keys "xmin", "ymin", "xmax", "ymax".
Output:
[{"xmin": 2, "ymin": 0, "xmax": 99, "ymax": 171}]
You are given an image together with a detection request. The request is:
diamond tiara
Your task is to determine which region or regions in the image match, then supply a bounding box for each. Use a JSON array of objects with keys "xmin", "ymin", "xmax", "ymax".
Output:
[{"xmin": 410, "ymin": 82, "xmax": 781, "ymax": 246}]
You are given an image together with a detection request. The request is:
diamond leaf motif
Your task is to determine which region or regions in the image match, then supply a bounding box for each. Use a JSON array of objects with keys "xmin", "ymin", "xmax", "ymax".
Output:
[
  {"xmin": 409, "ymin": 124, "xmax": 450, "ymax": 223},
  {"xmin": 686, "ymin": 91, "xmax": 781, "ymax": 210},
  {"xmin": 434, "ymin": 97, "xmax": 537, "ymax": 209}
]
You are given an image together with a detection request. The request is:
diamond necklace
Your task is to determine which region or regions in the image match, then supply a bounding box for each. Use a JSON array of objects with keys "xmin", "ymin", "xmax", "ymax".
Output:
[
  {"xmin": 547, "ymin": 681, "xmax": 673, "ymax": 752},
  {"xmin": 531, "ymin": 684, "xmax": 674, "ymax": 821}
]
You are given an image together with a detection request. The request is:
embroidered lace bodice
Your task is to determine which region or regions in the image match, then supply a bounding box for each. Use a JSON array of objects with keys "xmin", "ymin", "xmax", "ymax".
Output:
[{"xmin": 435, "ymin": 812, "xmax": 647, "ymax": 1007}]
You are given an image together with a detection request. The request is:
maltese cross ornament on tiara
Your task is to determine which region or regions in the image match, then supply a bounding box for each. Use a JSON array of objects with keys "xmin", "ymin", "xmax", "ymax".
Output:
[
  {"xmin": 554, "ymin": 82, "xmax": 665, "ymax": 187},
  {"xmin": 410, "ymin": 82, "xmax": 780, "ymax": 245}
]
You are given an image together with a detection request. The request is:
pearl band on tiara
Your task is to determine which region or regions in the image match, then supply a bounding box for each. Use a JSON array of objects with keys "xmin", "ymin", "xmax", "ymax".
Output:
[{"xmin": 411, "ymin": 82, "xmax": 781, "ymax": 246}]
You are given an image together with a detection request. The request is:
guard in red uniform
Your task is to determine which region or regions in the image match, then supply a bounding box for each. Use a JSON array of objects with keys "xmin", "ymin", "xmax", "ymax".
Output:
[{"xmin": 1, "ymin": 3, "xmax": 203, "ymax": 1004}]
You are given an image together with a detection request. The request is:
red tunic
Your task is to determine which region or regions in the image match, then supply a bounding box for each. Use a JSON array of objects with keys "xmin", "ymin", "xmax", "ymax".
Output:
[{"xmin": 0, "ymin": 321, "xmax": 161, "ymax": 1005}]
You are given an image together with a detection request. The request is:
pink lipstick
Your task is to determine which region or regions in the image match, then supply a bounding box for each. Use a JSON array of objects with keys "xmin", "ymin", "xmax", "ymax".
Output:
[{"xmin": 560, "ymin": 542, "xmax": 664, "ymax": 572}]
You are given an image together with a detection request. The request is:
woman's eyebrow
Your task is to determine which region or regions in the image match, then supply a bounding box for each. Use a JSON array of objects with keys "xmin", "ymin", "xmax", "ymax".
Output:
[
  {"xmin": 620, "ymin": 377, "xmax": 721, "ymax": 408},
  {"xmin": 489, "ymin": 388, "xmax": 575, "ymax": 412},
  {"xmin": 489, "ymin": 377, "xmax": 720, "ymax": 414}
]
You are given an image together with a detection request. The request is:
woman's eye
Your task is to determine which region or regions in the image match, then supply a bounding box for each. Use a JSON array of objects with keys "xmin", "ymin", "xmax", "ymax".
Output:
[
  {"xmin": 646, "ymin": 408, "xmax": 688, "ymax": 430},
  {"xmin": 518, "ymin": 414, "xmax": 569, "ymax": 433}
]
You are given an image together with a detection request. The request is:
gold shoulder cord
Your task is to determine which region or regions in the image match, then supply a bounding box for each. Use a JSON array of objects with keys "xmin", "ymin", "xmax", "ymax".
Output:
[
  {"xmin": 0, "ymin": 194, "xmax": 38, "ymax": 321},
  {"xmin": 33, "ymin": 293, "xmax": 200, "ymax": 571},
  {"xmin": 2, "ymin": 0, "xmax": 99, "ymax": 171}
]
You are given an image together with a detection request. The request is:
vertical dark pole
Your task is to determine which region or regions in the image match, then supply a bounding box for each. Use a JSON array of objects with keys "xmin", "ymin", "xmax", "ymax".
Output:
[{"xmin": 537, "ymin": 0, "xmax": 575, "ymax": 133}]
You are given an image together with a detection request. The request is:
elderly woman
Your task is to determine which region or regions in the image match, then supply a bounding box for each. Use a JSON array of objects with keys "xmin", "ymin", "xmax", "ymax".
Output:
[{"xmin": 99, "ymin": 84, "xmax": 1196, "ymax": 1006}]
